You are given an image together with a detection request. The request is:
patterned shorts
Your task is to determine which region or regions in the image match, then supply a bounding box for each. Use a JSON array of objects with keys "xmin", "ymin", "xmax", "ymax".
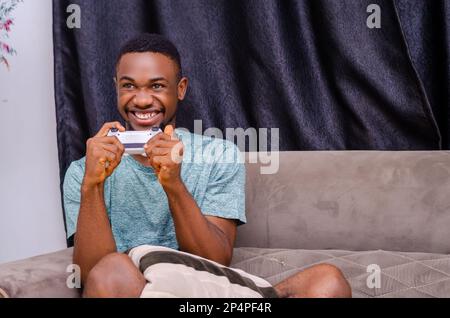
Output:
[{"xmin": 128, "ymin": 245, "xmax": 278, "ymax": 298}]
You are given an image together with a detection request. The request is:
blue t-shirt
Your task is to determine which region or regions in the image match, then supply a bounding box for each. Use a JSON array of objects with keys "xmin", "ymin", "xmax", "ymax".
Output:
[{"xmin": 63, "ymin": 129, "xmax": 246, "ymax": 252}]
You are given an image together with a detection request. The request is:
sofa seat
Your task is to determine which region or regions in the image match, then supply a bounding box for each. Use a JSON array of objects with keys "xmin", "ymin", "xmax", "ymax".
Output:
[
  {"xmin": 231, "ymin": 247, "xmax": 450, "ymax": 298},
  {"xmin": 1, "ymin": 247, "xmax": 450, "ymax": 298}
]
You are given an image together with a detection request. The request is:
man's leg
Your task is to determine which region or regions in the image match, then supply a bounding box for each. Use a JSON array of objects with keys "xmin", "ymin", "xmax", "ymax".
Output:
[
  {"xmin": 82, "ymin": 252, "xmax": 146, "ymax": 298},
  {"xmin": 273, "ymin": 264, "xmax": 352, "ymax": 298}
]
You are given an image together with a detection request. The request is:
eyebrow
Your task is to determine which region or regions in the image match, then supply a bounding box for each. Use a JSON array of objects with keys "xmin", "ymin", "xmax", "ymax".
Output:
[
  {"xmin": 119, "ymin": 76, "xmax": 135, "ymax": 82},
  {"xmin": 119, "ymin": 76, "xmax": 168, "ymax": 83}
]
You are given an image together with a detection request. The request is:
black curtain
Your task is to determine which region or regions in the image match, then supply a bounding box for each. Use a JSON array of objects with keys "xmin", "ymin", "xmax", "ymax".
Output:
[{"xmin": 53, "ymin": 0, "xmax": 449, "ymax": 183}]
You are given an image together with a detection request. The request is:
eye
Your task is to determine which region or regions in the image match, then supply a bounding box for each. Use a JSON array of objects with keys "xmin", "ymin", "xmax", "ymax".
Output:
[
  {"xmin": 151, "ymin": 83, "xmax": 164, "ymax": 90},
  {"xmin": 122, "ymin": 83, "xmax": 135, "ymax": 89}
]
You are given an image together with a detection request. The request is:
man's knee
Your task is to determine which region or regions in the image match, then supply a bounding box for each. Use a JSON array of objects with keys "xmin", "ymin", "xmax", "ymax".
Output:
[
  {"xmin": 308, "ymin": 264, "xmax": 352, "ymax": 298},
  {"xmin": 83, "ymin": 252, "xmax": 146, "ymax": 298}
]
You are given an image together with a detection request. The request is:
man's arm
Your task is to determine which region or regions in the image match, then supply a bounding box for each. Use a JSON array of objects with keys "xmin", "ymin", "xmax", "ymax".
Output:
[
  {"xmin": 145, "ymin": 125, "xmax": 239, "ymax": 266},
  {"xmin": 73, "ymin": 183, "xmax": 117, "ymax": 283},
  {"xmin": 165, "ymin": 180, "xmax": 237, "ymax": 266},
  {"xmin": 72, "ymin": 122, "xmax": 125, "ymax": 284}
]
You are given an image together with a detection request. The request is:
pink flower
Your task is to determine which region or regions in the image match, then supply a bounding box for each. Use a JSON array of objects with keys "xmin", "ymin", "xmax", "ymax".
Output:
[
  {"xmin": 0, "ymin": 20, "xmax": 12, "ymax": 31},
  {"xmin": 3, "ymin": 20, "xmax": 13, "ymax": 31},
  {"xmin": 0, "ymin": 0, "xmax": 22, "ymax": 69}
]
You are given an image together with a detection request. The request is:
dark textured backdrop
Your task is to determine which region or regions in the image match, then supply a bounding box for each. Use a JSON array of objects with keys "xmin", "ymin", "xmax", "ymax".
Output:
[{"xmin": 53, "ymin": 0, "xmax": 449, "ymax": 182}]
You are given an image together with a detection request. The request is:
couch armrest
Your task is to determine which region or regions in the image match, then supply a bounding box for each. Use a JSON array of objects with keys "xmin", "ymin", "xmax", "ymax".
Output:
[{"xmin": 0, "ymin": 248, "xmax": 80, "ymax": 298}]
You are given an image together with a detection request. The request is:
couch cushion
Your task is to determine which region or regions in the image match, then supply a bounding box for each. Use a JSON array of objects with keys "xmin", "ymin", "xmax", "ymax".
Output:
[
  {"xmin": 2, "ymin": 247, "xmax": 450, "ymax": 297},
  {"xmin": 231, "ymin": 247, "xmax": 450, "ymax": 298},
  {"xmin": 0, "ymin": 248, "xmax": 80, "ymax": 298},
  {"xmin": 238, "ymin": 151, "xmax": 450, "ymax": 253}
]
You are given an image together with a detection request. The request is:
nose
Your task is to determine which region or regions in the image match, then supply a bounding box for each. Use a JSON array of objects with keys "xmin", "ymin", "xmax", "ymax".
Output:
[{"xmin": 133, "ymin": 89, "xmax": 153, "ymax": 108}]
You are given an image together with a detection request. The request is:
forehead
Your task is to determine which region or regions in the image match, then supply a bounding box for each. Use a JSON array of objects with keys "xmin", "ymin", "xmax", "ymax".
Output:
[{"xmin": 116, "ymin": 52, "xmax": 178, "ymax": 79}]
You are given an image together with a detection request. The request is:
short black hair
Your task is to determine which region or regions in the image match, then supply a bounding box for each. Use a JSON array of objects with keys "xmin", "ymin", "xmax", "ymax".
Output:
[{"xmin": 116, "ymin": 33, "xmax": 182, "ymax": 79}]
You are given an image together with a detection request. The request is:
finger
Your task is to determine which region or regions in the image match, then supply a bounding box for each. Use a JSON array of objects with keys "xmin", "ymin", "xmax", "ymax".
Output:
[
  {"xmin": 164, "ymin": 124, "xmax": 176, "ymax": 140},
  {"xmin": 147, "ymin": 141, "xmax": 184, "ymax": 164},
  {"xmin": 103, "ymin": 149, "xmax": 117, "ymax": 163},
  {"xmin": 164, "ymin": 124, "xmax": 174, "ymax": 136},
  {"xmin": 147, "ymin": 132, "xmax": 172, "ymax": 144},
  {"xmin": 103, "ymin": 149, "xmax": 121, "ymax": 174},
  {"xmin": 146, "ymin": 139, "xmax": 180, "ymax": 150},
  {"xmin": 152, "ymin": 156, "xmax": 164, "ymax": 170},
  {"xmin": 95, "ymin": 136, "xmax": 125, "ymax": 152},
  {"xmin": 144, "ymin": 137, "xmax": 174, "ymax": 158},
  {"xmin": 145, "ymin": 140, "xmax": 183, "ymax": 165},
  {"xmin": 146, "ymin": 148, "xmax": 158, "ymax": 166},
  {"xmin": 143, "ymin": 133, "xmax": 168, "ymax": 151},
  {"xmin": 106, "ymin": 158, "xmax": 120, "ymax": 175},
  {"xmin": 95, "ymin": 121, "xmax": 126, "ymax": 137},
  {"xmin": 146, "ymin": 146, "xmax": 171, "ymax": 157},
  {"xmin": 97, "ymin": 149, "xmax": 116, "ymax": 166},
  {"xmin": 152, "ymin": 156, "xmax": 173, "ymax": 167},
  {"xmin": 148, "ymin": 155, "xmax": 161, "ymax": 173},
  {"xmin": 100, "ymin": 143, "xmax": 123, "ymax": 157}
]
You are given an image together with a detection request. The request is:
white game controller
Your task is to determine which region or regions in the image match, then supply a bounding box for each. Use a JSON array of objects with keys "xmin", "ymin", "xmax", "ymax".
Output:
[{"xmin": 107, "ymin": 127, "xmax": 162, "ymax": 155}]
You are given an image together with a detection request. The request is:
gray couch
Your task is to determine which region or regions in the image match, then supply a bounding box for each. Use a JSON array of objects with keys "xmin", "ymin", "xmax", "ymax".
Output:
[{"xmin": 1, "ymin": 151, "xmax": 450, "ymax": 298}]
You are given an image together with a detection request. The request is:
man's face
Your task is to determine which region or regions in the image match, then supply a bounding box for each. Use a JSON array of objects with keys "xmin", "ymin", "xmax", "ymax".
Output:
[{"xmin": 115, "ymin": 52, "xmax": 187, "ymax": 131}]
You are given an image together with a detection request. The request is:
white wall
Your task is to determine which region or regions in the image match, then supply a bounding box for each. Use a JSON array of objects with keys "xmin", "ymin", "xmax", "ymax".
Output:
[{"xmin": 0, "ymin": 0, "xmax": 67, "ymax": 263}]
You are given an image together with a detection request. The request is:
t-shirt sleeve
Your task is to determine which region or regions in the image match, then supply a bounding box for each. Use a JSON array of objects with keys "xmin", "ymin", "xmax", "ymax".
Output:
[
  {"xmin": 62, "ymin": 159, "xmax": 85, "ymax": 239},
  {"xmin": 200, "ymin": 141, "xmax": 246, "ymax": 224}
]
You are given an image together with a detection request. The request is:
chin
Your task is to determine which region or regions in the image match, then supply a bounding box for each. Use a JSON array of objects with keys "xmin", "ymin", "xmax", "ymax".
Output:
[{"xmin": 129, "ymin": 121, "xmax": 164, "ymax": 131}]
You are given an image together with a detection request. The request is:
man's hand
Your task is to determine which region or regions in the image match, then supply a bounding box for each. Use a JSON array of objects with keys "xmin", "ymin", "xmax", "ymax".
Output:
[
  {"xmin": 144, "ymin": 125, "xmax": 184, "ymax": 189},
  {"xmin": 83, "ymin": 121, "xmax": 126, "ymax": 187}
]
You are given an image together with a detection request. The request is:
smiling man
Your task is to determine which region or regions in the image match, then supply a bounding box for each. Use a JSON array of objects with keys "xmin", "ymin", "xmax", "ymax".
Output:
[{"xmin": 63, "ymin": 33, "xmax": 351, "ymax": 298}]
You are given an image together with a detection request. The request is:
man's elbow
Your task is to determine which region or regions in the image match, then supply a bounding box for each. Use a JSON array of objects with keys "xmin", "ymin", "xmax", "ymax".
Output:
[
  {"xmin": 217, "ymin": 247, "xmax": 234, "ymax": 267},
  {"xmin": 197, "ymin": 248, "xmax": 233, "ymax": 266}
]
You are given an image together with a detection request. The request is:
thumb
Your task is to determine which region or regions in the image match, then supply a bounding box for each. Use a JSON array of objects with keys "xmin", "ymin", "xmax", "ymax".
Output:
[{"xmin": 164, "ymin": 124, "xmax": 175, "ymax": 140}]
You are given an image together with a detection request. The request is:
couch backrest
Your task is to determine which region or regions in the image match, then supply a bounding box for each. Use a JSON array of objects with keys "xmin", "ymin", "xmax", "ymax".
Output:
[{"xmin": 236, "ymin": 151, "xmax": 450, "ymax": 253}]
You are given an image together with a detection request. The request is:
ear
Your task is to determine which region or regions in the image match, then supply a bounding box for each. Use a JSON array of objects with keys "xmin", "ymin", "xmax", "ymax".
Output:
[{"xmin": 177, "ymin": 77, "xmax": 188, "ymax": 101}]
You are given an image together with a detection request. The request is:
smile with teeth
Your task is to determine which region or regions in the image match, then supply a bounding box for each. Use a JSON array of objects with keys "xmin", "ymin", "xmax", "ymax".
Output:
[{"xmin": 133, "ymin": 111, "xmax": 160, "ymax": 119}]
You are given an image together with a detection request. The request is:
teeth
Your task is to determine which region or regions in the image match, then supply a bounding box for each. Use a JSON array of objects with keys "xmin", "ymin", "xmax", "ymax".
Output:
[{"xmin": 135, "ymin": 112, "xmax": 157, "ymax": 119}]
